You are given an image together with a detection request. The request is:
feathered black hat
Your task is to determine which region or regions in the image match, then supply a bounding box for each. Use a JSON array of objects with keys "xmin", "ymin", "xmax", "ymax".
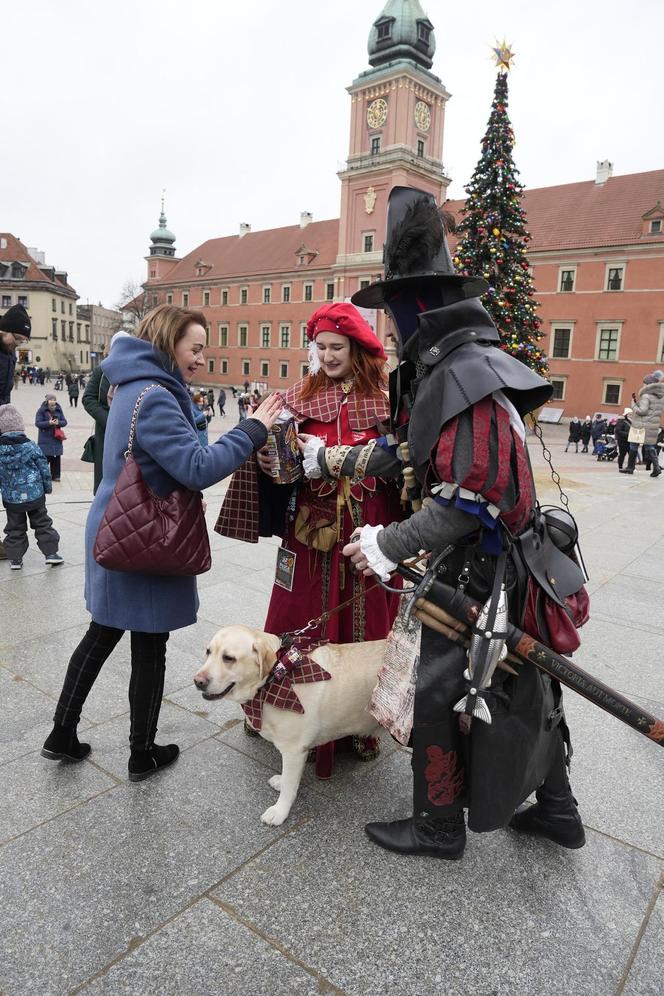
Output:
[{"xmin": 352, "ymin": 186, "xmax": 487, "ymax": 309}]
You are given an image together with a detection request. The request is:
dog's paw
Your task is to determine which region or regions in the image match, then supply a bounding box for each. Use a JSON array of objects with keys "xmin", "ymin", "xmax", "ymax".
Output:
[
  {"xmin": 261, "ymin": 804, "xmax": 288, "ymax": 826},
  {"xmin": 268, "ymin": 775, "xmax": 282, "ymax": 791}
]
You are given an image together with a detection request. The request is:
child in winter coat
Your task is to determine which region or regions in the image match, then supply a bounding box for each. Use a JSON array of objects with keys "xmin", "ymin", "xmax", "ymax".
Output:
[{"xmin": 0, "ymin": 404, "xmax": 63, "ymax": 569}]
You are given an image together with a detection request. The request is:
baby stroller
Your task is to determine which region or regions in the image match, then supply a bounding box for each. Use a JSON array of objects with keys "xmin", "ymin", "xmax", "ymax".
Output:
[{"xmin": 597, "ymin": 435, "xmax": 618, "ymax": 461}]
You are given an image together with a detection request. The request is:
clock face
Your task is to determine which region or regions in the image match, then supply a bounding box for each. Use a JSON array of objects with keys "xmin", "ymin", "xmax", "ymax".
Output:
[
  {"xmin": 414, "ymin": 100, "xmax": 431, "ymax": 132},
  {"xmin": 367, "ymin": 98, "xmax": 388, "ymax": 129}
]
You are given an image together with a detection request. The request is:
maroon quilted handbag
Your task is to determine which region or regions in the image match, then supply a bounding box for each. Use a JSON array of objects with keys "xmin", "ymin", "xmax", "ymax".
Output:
[{"xmin": 93, "ymin": 384, "xmax": 211, "ymax": 576}]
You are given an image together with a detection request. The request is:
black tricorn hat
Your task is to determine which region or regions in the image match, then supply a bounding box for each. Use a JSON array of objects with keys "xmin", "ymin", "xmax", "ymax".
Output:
[
  {"xmin": 0, "ymin": 303, "xmax": 31, "ymax": 338},
  {"xmin": 352, "ymin": 186, "xmax": 488, "ymax": 309}
]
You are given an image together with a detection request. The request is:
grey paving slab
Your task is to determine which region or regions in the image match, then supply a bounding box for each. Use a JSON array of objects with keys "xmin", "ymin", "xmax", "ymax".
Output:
[
  {"xmin": 589, "ymin": 574, "xmax": 664, "ymax": 635},
  {"xmin": 623, "ymin": 538, "xmax": 664, "ymax": 584},
  {"xmin": 196, "ymin": 580, "xmax": 270, "ymax": 629},
  {"xmin": 82, "ymin": 898, "xmax": 326, "ymax": 995},
  {"xmin": 165, "ymin": 680, "xmax": 243, "ymax": 728},
  {"xmin": 0, "ymin": 668, "xmax": 89, "ymax": 766},
  {"xmin": 563, "ymin": 691, "xmax": 664, "ymax": 857},
  {"xmin": 85, "ymin": 701, "xmax": 223, "ymax": 780},
  {"xmin": 0, "ymin": 738, "xmax": 322, "ymax": 995},
  {"xmin": 0, "ymin": 570, "xmax": 90, "ymax": 641},
  {"xmin": 0, "ymin": 750, "xmax": 116, "ymax": 843},
  {"xmin": 623, "ymin": 884, "xmax": 664, "ymax": 995},
  {"xmin": 213, "ymin": 751, "xmax": 662, "ymax": 996},
  {"xmin": 573, "ymin": 614, "xmax": 664, "ymax": 705}
]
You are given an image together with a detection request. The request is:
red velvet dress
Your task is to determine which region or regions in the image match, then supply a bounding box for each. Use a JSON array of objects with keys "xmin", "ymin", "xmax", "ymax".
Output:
[{"xmin": 264, "ymin": 402, "xmax": 402, "ymax": 643}]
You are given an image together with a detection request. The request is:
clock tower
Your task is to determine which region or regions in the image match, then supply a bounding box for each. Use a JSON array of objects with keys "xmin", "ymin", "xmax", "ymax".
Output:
[{"xmin": 335, "ymin": 0, "xmax": 450, "ymax": 303}]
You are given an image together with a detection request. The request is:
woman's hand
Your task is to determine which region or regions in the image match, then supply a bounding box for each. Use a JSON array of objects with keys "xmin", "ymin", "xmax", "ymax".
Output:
[
  {"xmin": 250, "ymin": 393, "xmax": 283, "ymax": 430},
  {"xmin": 296, "ymin": 432, "xmax": 316, "ymax": 453},
  {"xmin": 256, "ymin": 447, "xmax": 277, "ymax": 475}
]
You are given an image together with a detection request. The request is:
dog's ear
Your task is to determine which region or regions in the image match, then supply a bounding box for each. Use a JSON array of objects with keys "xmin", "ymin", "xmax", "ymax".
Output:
[{"xmin": 252, "ymin": 635, "xmax": 277, "ymax": 680}]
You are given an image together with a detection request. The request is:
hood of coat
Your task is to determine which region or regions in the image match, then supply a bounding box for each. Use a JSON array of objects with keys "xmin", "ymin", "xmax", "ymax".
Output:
[
  {"xmin": 640, "ymin": 382, "xmax": 664, "ymax": 400},
  {"xmin": 101, "ymin": 336, "xmax": 194, "ymax": 427}
]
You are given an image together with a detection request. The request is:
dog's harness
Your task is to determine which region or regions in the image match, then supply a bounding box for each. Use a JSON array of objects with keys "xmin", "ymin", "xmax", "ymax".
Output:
[{"xmin": 241, "ymin": 643, "xmax": 331, "ymax": 732}]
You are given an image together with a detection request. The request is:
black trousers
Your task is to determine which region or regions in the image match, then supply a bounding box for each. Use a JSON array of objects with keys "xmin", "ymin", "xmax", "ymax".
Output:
[
  {"xmin": 617, "ymin": 438, "xmax": 629, "ymax": 468},
  {"xmin": 69, "ymin": 396, "xmax": 78, "ymax": 407},
  {"xmin": 3, "ymin": 498, "xmax": 60, "ymax": 559},
  {"xmin": 46, "ymin": 455, "xmax": 61, "ymax": 480},
  {"xmin": 53, "ymin": 622, "xmax": 169, "ymax": 751}
]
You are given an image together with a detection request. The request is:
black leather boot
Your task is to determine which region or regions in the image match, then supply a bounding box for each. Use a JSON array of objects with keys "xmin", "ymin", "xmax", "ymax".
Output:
[
  {"xmin": 41, "ymin": 723, "xmax": 91, "ymax": 762},
  {"xmin": 128, "ymin": 743, "xmax": 180, "ymax": 782},
  {"xmin": 510, "ymin": 736, "xmax": 585, "ymax": 849},
  {"xmin": 365, "ymin": 811, "xmax": 466, "ymax": 859}
]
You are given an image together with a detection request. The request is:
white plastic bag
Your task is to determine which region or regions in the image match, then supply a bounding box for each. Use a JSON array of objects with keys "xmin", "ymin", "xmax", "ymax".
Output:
[{"xmin": 368, "ymin": 600, "xmax": 420, "ymax": 745}]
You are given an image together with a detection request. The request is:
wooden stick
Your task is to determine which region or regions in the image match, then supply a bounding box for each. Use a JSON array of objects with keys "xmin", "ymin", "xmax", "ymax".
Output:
[{"xmin": 412, "ymin": 607, "xmax": 519, "ymax": 676}]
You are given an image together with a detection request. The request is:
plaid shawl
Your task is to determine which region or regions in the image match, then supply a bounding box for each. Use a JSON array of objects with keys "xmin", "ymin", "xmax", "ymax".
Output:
[
  {"xmin": 284, "ymin": 379, "xmax": 390, "ymax": 430},
  {"xmin": 241, "ymin": 644, "xmax": 331, "ymax": 732},
  {"xmin": 214, "ymin": 452, "xmax": 260, "ymax": 543}
]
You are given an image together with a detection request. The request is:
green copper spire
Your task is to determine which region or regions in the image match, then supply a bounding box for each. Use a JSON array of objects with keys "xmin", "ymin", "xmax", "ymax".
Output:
[
  {"xmin": 149, "ymin": 191, "xmax": 177, "ymax": 257},
  {"xmin": 368, "ymin": 0, "xmax": 436, "ymax": 70}
]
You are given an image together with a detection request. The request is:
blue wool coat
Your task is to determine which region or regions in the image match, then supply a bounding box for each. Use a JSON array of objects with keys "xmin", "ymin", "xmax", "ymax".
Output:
[
  {"xmin": 85, "ymin": 338, "xmax": 265, "ymax": 632},
  {"xmin": 35, "ymin": 402, "xmax": 68, "ymax": 456}
]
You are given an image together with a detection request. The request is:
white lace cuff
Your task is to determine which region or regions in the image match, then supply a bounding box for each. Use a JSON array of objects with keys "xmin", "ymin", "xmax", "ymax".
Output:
[
  {"xmin": 359, "ymin": 523, "xmax": 397, "ymax": 581},
  {"xmin": 302, "ymin": 436, "xmax": 324, "ymax": 479}
]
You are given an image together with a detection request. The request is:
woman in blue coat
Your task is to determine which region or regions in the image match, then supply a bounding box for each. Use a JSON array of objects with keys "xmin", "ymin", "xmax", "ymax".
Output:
[
  {"xmin": 35, "ymin": 394, "xmax": 67, "ymax": 481},
  {"xmin": 41, "ymin": 305, "xmax": 282, "ymax": 781}
]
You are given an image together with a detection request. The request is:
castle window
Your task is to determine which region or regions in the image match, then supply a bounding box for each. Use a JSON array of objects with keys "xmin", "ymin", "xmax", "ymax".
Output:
[
  {"xmin": 303, "ymin": 283, "xmax": 313, "ymax": 302},
  {"xmin": 261, "ymin": 325, "xmax": 271, "ymax": 348},
  {"xmin": 203, "ymin": 291, "xmax": 210, "ymax": 307},
  {"xmin": 282, "ymin": 284, "xmax": 291, "ymax": 303},
  {"xmin": 263, "ymin": 286, "xmax": 271, "ymax": 304},
  {"xmin": 597, "ymin": 326, "xmax": 620, "ymax": 361},
  {"xmin": 417, "ymin": 21, "xmax": 432, "ymax": 44},
  {"xmin": 51, "ymin": 319, "xmax": 58, "ymax": 340},
  {"xmin": 18, "ymin": 296, "xmax": 28, "ymax": 307},
  {"xmin": 182, "ymin": 292, "xmax": 189, "ymax": 307},
  {"xmin": 260, "ymin": 361, "xmax": 270, "ymax": 378},
  {"xmin": 218, "ymin": 324, "xmax": 228, "ymax": 346},
  {"xmin": 417, "ymin": 139, "xmax": 425, "ymax": 158},
  {"xmin": 550, "ymin": 378, "xmax": 566, "ymax": 401},
  {"xmin": 280, "ymin": 325, "xmax": 291, "ymax": 349},
  {"xmin": 301, "ymin": 323, "xmax": 308, "ymax": 348},
  {"xmin": 222, "ymin": 289, "xmax": 229, "ymax": 306},
  {"xmin": 359, "ymin": 279, "xmax": 371, "ymax": 291},
  {"xmin": 207, "ymin": 359, "xmax": 214, "ymax": 373},
  {"xmin": 238, "ymin": 324, "xmax": 248, "ymax": 347},
  {"xmin": 560, "ymin": 269, "xmax": 575, "ymax": 292},
  {"xmin": 242, "ymin": 359, "xmax": 250, "ymax": 376},
  {"xmin": 371, "ymin": 137, "xmax": 381, "ymax": 156},
  {"xmin": 650, "ymin": 219, "xmax": 662, "ymax": 233},
  {"xmin": 326, "ymin": 282, "xmax": 335, "ymax": 301},
  {"xmin": 364, "ymin": 234, "xmax": 374, "ymax": 253},
  {"xmin": 376, "ymin": 19, "xmax": 392, "ymax": 40},
  {"xmin": 606, "ymin": 266, "xmax": 624, "ymax": 291},
  {"xmin": 280, "ymin": 362, "xmax": 289, "ymax": 379},
  {"xmin": 552, "ymin": 327, "xmax": 572, "ymax": 358},
  {"xmin": 1, "ymin": 295, "xmax": 11, "ymax": 308},
  {"xmin": 52, "ymin": 298, "xmax": 56, "ymax": 312},
  {"xmin": 240, "ymin": 286, "xmax": 248, "ymax": 304},
  {"xmin": 167, "ymin": 293, "xmax": 173, "ymax": 304},
  {"xmin": 221, "ymin": 359, "xmax": 228, "ymax": 374},
  {"xmin": 150, "ymin": 269, "xmax": 156, "ymax": 278},
  {"xmin": 603, "ymin": 381, "xmax": 621, "ymax": 405}
]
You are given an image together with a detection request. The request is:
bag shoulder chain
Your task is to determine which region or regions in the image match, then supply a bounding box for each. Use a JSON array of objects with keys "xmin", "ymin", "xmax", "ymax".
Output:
[{"xmin": 125, "ymin": 383, "xmax": 163, "ymax": 458}]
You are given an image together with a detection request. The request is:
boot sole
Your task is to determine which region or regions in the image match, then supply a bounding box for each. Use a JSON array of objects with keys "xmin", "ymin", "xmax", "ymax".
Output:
[
  {"xmin": 41, "ymin": 747, "xmax": 90, "ymax": 763},
  {"xmin": 128, "ymin": 752, "xmax": 179, "ymax": 782},
  {"xmin": 509, "ymin": 819, "xmax": 585, "ymax": 849}
]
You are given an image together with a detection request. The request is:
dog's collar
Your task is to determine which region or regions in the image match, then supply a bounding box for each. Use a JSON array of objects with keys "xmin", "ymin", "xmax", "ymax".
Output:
[{"xmin": 242, "ymin": 644, "xmax": 331, "ymax": 732}]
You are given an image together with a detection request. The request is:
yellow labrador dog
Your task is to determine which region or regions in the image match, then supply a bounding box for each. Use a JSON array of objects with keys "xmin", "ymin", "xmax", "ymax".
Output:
[{"xmin": 194, "ymin": 625, "xmax": 385, "ymax": 826}]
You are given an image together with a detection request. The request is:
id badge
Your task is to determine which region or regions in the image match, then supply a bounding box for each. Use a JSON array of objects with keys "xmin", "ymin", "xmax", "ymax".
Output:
[{"xmin": 274, "ymin": 546, "xmax": 297, "ymax": 591}]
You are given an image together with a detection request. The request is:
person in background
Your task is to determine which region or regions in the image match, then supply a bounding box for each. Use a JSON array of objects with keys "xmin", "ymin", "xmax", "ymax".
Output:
[
  {"xmin": 191, "ymin": 391, "xmax": 209, "ymax": 444},
  {"xmin": 580, "ymin": 416, "xmax": 592, "ymax": 453},
  {"xmin": 590, "ymin": 413, "xmax": 607, "ymax": 454},
  {"xmin": 0, "ymin": 404, "xmax": 64, "ymax": 570},
  {"xmin": 620, "ymin": 371, "xmax": 664, "ymax": 477},
  {"xmin": 614, "ymin": 408, "xmax": 632, "ymax": 470},
  {"xmin": 0, "ymin": 304, "xmax": 31, "ymax": 405},
  {"xmin": 67, "ymin": 378, "xmax": 80, "ymax": 408},
  {"xmin": 606, "ymin": 417, "xmax": 617, "ymax": 437},
  {"xmin": 237, "ymin": 392, "xmax": 247, "ymax": 421},
  {"xmin": 206, "ymin": 388, "xmax": 215, "ymax": 411},
  {"xmin": 217, "ymin": 387, "xmax": 226, "ymax": 417},
  {"xmin": 35, "ymin": 394, "xmax": 67, "ymax": 482},
  {"xmin": 565, "ymin": 417, "xmax": 582, "ymax": 453},
  {"xmin": 41, "ymin": 303, "xmax": 282, "ymax": 781},
  {"xmin": 82, "ymin": 363, "xmax": 112, "ymax": 494}
]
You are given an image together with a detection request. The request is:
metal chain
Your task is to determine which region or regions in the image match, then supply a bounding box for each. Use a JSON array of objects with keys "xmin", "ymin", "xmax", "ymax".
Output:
[
  {"xmin": 531, "ymin": 417, "xmax": 570, "ymax": 510},
  {"xmin": 125, "ymin": 383, "xmax": 161, "ymax": 457}
]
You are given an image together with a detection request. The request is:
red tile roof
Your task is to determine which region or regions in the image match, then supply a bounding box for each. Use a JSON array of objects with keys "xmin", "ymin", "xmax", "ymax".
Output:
[
  {"xmin": 445, "ymin": 169, "xmax": 664, "ymax": 252},
  {"xmin": 0, "ymin": 233, "xmax": 77, "ymax": 293},
  {"xmin": 155, "ymin": 219, "xmax": 340, "ymax": 285}
]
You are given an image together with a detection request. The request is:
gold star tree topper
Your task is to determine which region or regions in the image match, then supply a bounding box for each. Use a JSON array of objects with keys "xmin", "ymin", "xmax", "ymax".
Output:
[{"xmin": 492, "ymin": 41, "xmax": 515, "ymax": 72}]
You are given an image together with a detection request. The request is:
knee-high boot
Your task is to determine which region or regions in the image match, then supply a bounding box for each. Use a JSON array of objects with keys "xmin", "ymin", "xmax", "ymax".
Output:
[{"xmin": 509, "ymin": 732, "xmax": 585, "ymax": 848}]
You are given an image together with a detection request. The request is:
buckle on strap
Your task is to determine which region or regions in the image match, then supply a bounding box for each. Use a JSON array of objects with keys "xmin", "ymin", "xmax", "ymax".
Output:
[{"xmin": 546, "ymin": 704, "xmax": 564, "ymax": 731}]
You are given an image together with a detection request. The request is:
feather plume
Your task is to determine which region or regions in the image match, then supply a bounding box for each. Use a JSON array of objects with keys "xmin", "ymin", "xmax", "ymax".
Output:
[{"xmin": 385, "ymin": 195, "xmax": 445, "ymax": 277}]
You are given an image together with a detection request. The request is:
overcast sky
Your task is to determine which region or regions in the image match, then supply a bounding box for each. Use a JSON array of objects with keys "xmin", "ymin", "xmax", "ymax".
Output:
[{"xmin": 3, "ymin": 0, "xmax": 663, "ymax": 306}]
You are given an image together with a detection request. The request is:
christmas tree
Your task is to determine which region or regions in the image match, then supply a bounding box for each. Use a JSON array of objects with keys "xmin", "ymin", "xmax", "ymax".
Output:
[{"xmin": 453, "ymin": 45, "xmax": 548, "ymax": 376}]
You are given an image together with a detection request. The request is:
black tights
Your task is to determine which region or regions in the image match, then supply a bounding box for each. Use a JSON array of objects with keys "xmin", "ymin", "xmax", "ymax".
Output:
[{"xmin": 53, "ymin": 621, "xmax": 169, "ymax": 751}]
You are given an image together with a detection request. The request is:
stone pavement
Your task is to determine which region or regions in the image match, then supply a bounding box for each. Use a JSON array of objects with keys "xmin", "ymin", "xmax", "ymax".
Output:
[{"xmin": 0, "ymin": 383, "xmax": 662, "ymax": 995}]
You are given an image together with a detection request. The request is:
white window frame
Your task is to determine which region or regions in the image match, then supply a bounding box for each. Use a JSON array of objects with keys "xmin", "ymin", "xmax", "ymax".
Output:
[
  {"xmin": 549, "ymin": 377, "xmax": 567, "ymax": 402},
  {"xmin": 279, "ymin": 361, "xmax": 289, "ymax": 379},
  {"xmin": 262, "ymin": 285, "xmax": 271, "ymax": 304},
  {"xmin": 549, "ymin": 324, "xmax": 574, "ymax": 359},
  {"xmin": 605, "ymin": 262, "xmax": 626, "ymax": 292},
  {"xmin": 260, "ymin": 360, "xmax": 270, "ymax": 378},
  {"xmin": 595, "ymin": 322, "xmax": 623, "ymax": 361},
  {"xmin": 166, "ymin": 293, "xmax": 173, "ymax": 304},
  {"xmin": 326, "ymin": 282, "xmax": 335, "ymax": 301},
  {"xmin": 602, "ymin": 379, "xmax": 623, "ymax": 406},
  {"xmin": 218, "ymin": 323, "xmax": 229, "ymax": 347},
  {"xmin": 182, "ymin": 291, "xmax": 189, "ymax": 307},
  {"xmin": 358, "ymin": 277, "xmax": 372, "ymax": 292},
  {"xmin": 300, "ymin": 322, "xmax": 308, "ymax": 349},
  {"xmin": 558, "ymin": 266, "xmax": 576, "ymax": 293},
  {"xmin": 260, "ymin": 324, "xmax": 271, "ymax": 348},
  {"xmin": 301, "ymin": 362, "xmax": 309, "ymax": 377},
  {"xmin": 221, "ymin": 359, "xmax": 229, "ymax": 374},
  {"xmin": 238, "ymin": 323, "xmax": 249, "ymax": 347},
  {"xmin": 203, "ymin": 290, "xmax": 211, "ymax": 307},
  {"xmin": 650, "ymin": 219, "xmax": 662, "ymax": 234},
  {"xmin": 240, "ymin": 286, "xmax": 249, "ymax": 305},
  {"xmin": 280, "ymin": 324, "xmax": 291, "ymax": 349},
  {"xmin": 362, "ymin": 231, "xmax": 375, "ymax": 253},
  {"xmin": 241, "ymin": 359, "xmax": 250, "ymax": 376},
  {"xmin": 303, "ymin": 282, "xmax": 314, "ymax": 303},
  {"xmin": 281, "ymin": 283, "xmax": 292, "ymax": 303},
  {"xmin": 207, "ymin": 358, "xmax": 215, "ymax": 373},
  {"xmin": 221, "ymin": 288, "xmax": 229, "ymax": 306}
]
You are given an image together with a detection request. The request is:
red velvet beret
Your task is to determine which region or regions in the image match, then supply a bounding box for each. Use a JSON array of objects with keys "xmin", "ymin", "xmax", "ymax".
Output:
[{"xmin": 306, "ymin": 303, "xmax": 387, "ymax": 360}]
